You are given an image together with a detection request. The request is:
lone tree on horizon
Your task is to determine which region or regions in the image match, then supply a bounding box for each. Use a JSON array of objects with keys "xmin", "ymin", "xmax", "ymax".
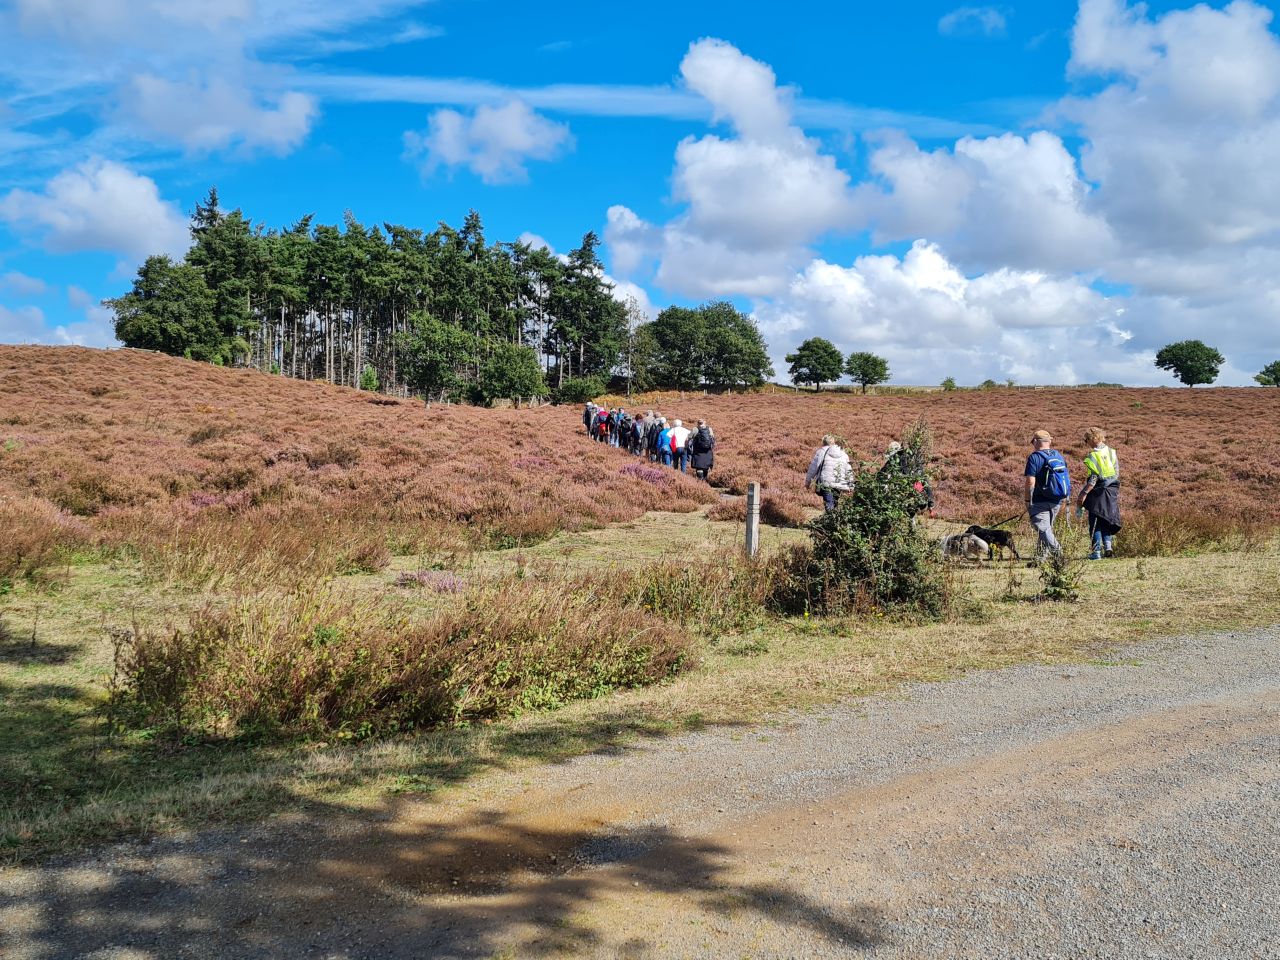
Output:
[
  {"xmin": 1255, "ymin": 360, "xmax": 1280, "ymax": 386},
  {"xmin": 786, "ymin": 337, "xmax": 844, "ymax": 390},
  {"xmin": 1154, "ymin": 339, "xmax": 1224, "ymax": 387},
  {"xmin": 845, "ymin": 351, "xmax": 890, "ymax": 394}
]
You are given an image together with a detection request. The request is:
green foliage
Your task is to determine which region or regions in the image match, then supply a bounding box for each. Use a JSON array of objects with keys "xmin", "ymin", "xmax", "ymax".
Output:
[
  {"xmin": 479, "ymin": 342, "xmax": 548, "ymax": 405},
  {"xmin": 773, "ymin": 425, "xmax": 946, "ymax": 618},
  {"xmin": 844, "ymin": 351, "xmax": 890, "ymax": 394},
  {"xmin": 107, "ymin": 256, "xmax": 231, "ymax": 362},
  {"xmin": 358, "ymin": 364, "xmax": 379, "ymax": 392},
  {"xmin": 1255, "ymin": 360, "xmax": 1280, "ymax": 386},
  {"xmin": 941, "ymin": 377, "xmax": 958, "ymax": 391},
  {"xmin": 554, "ymin": 375, "xmax": 607, "ymax": 404},
  {"xmin": 1154, "ymin": 339, "xmax": 1224, "ymax": 387},
  {"xmin": 640, "ymin": 301, "xmax": 773, "ymax": 391},
  {"xmin": 980, "ymin": 378, "xmax": 998, "ymax": 389},
  {"xmin": 106, "ymin": 191, "xmax": 627, "ymax": 397},
  {"xmin": 785, "ymin": 337, "xmax": 844, "ymax": 389},
  {"xmin": 395, "ymin": 312, "xmax": 478, "ymax": 402},
  {"xmin": 1038, "ymin": 549, "xmax": 1084, "ymax": 601}
]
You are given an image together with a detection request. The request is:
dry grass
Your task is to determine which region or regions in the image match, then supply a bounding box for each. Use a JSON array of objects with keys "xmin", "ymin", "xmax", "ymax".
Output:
[{"xmin": 5, "ymin": 509, "xmax": 1279, "ymax": 863}]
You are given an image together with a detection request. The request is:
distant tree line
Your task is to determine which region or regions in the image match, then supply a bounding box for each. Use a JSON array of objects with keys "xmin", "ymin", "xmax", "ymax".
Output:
[{"xmin": 106, "ymin": 189, "xmax": 774, "ymax": 404}]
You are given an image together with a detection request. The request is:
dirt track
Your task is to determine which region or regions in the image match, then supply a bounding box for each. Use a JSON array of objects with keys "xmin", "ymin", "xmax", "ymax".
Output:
[{"xmin": 4, "ymin": 628, "xmax": 1279, "ymax": 959}]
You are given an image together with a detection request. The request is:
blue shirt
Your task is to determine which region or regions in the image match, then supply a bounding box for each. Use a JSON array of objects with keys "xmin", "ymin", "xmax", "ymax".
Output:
[{"xmin": 1025, "ymin": 449, "xmax": 1067, "ymax": 501}]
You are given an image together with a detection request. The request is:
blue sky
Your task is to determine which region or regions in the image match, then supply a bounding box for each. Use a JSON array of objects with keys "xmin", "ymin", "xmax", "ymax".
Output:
[{"xmin": 3, "ymin": 0, "xmax": 1280, "ymax": 385}]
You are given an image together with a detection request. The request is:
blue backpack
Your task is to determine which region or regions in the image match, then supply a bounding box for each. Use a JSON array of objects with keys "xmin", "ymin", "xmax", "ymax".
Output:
[{"xmin": 1039, "ymin": 450, "xmax": 1072, "ymax": 499}]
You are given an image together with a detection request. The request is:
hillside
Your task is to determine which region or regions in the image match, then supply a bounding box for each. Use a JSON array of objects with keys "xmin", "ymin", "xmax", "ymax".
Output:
[
  {"xmin": 0, "ymin": 347, "xmax": 714, "ymax": 562},
  {"xmin": 3, "ymin": 347, "xmax": 1277, "ymax": 567}
]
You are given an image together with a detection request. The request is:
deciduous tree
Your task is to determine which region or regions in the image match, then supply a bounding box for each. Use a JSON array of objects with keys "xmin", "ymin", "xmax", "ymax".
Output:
[
  {"xmin": 845, "ymin": 351, "xmax": 890, "ymax": 394},
  {"xmin": 1155, "ymin": 340, "xmax": 1224, "ymax": 387},
  {"xmin": 785, "ymin": 337, "xmax": 844, "ymax": 390}
]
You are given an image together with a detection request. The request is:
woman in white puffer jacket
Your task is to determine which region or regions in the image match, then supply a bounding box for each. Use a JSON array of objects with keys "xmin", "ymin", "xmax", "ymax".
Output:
[{"xmin": 804, "ymin": 435, "xmax": 854, "ymax": 512}]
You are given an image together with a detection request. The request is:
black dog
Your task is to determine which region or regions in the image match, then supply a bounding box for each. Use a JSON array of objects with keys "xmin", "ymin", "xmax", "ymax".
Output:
[{"xmin": 964, "ymin": 525, "xmax": 1020, "ymax": 560}]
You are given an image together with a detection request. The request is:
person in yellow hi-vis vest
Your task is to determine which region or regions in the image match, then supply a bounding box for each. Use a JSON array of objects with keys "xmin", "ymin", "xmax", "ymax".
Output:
[{"xmin": 1075, "ymin": 427, "xmax": 1122, "ymax": 559}]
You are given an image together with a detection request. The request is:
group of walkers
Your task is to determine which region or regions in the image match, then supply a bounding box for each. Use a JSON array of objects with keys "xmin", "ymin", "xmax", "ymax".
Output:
[
  {"xmin": 802, "ymin": 426, "xmax": 1121, "ymax": 562},
  {"xmin": 1024, "ymin": 426, "xmax": 1122, "ymax": 561},
  {"xmin": 582, "ymin": 401, "xmax": 717, "ymax": 481}
]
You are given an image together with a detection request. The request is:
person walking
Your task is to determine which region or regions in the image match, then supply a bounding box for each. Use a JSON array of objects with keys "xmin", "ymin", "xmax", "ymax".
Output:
[
  {"xmin": 657, "ymin": 420, "xmax": 674, "ymax": 467},
  {"xmin": 595, "ymin": 407, "xmax": 610, "ymax": 443},
  {"xmin": 1024, "ymin": 428, "xmax": 1072, "ymax": 560},
  {"xmin": 669, "ymin": 419, "xmax": 692, "ymax": 472},
  {"xmin": 583, "ymin": 401, "xmax": 597, "ymax": 436},
  {"xmin": 689, "ymin": 419, "xmax": 716, "ymax": 481},
  {"xmin": 648, "ymin": 416, "xmax": 664, "ymax": 462},
  {"xmin": 1075, "ymin": 427, "xmax": 1121, "ymax": 559},
  {"xmin": 804, "ymin": 435, "xmax": 853, "ymax": 512}
]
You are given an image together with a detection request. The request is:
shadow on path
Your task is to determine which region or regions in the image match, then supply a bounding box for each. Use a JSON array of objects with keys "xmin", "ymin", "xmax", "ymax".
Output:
[{"xmin": 6, "ymin": 802, "xmax": 889, "ymax": 959}]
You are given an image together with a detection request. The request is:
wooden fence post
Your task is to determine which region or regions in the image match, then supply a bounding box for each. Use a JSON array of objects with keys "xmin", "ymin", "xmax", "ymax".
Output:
[{"xmin": 745, "ymin": 481, "xmax": 761, "ymax": 558}]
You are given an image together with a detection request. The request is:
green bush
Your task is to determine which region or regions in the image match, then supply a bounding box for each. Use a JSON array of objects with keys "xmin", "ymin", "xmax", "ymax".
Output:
[
  {"xmin": 772, "ymin": 426, "xmax": 947, "ymax": 619},
  {"xmin": 553, "ymin": 375, "xmax": 607, "ymax": 405}
]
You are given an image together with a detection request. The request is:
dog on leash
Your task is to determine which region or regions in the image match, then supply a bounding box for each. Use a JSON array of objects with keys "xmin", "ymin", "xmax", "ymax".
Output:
[
  {"xmin": 963, "ymin": 524, "xmax": 1021, "ymax": 560},
  {"xmin": 940, "ymin": 532, "xmax": 989, "ymax": 562}
]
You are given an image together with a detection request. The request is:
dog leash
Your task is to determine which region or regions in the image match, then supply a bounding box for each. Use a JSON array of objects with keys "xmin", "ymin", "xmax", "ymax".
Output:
[{"xmin": 988, "ymin": 513, "xmax": 1024, "ymax": 528}]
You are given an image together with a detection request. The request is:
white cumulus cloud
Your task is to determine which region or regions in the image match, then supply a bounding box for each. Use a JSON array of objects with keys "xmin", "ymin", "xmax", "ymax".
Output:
[
  {"xmin": 856, "ymin": 130, "xmax": 1115, "ymax": 273},
  {"xmin": 0, "ymin": 158, "xmax": 189, "ymax": 260},
  {"xmin": 404, "ymin": 100, "xmax": 573, "ymax": 184},
  {"xmin": 754, "ymin": 241, "xmax": 1130, "ymax": 386},
  {"xmin": 607, "ymin": 38, "xmax": 856, "ymax": 298}
]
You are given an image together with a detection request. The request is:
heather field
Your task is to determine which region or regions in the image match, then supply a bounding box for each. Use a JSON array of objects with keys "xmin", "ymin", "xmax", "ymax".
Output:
[
  {"xmin": 609, "ymin": 385, "xmax": 1280, "ymax": 545},
  {"xmin": 3, "ymin": 346, "xmax": 1280, "ymax": 862}
]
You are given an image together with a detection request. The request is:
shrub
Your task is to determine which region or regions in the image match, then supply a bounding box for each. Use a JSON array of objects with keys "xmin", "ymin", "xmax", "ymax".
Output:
[
  {"xmin": 115, "ymin": 579, "xmax": 692, "ymax": 739},
  {"xmin": 359, "ymin": 364, "xmax": 379, "ymax": 392},
  {"xmin": 553, "ymin": 376, "xmax": 607, "ymax": 404},
  {"xmin": 941, "ymin": 377, "xmax": 957, "ymax": 391},
  {"xmin": 1038, "ymin": 549, "xmax": 1084, "ymax": 601},
  {"xmin": 772, "ymin": 429, "xmax": 947, "ymax": 619}
]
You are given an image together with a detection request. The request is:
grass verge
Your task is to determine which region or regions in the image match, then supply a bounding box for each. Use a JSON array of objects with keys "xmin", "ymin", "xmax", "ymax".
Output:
[{"xmin": 3, "ymin": 512, "xmax": 1279, "ymax": 864}]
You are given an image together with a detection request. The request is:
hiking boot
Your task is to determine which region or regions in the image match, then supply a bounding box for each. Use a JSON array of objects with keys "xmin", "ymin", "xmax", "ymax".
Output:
[{"xmin": 1087, "ymin": 550, "xmax": 1103, "ymax": 560}]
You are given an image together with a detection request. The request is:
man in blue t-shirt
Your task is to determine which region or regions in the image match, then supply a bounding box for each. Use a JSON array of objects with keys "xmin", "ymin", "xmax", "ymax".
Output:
[{"xmin": 1024, "ymin": 428, "xmax": 1069, "ymax": 559}]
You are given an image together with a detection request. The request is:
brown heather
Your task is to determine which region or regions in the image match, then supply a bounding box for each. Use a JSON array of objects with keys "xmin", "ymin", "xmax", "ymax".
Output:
[
  {"xmin": 616, "ymin": 386, "xmax": 1280, "ymax": 534},
  {"xmin": 0, "ymin": 347, "xmax": 715, "ymax": 581}
]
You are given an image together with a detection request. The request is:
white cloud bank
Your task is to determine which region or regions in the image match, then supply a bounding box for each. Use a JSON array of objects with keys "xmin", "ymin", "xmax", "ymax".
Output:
[
  {"xmin": 404, "ymin": 100, "xmax": 573, "ymax": 184},
  {"xmin": 606, "ymin": 4, "xmax": 1280, "ymax": 384},
  {"xmin": 0, "ymin": 302, "xmax": 118, "ymax": 347}
]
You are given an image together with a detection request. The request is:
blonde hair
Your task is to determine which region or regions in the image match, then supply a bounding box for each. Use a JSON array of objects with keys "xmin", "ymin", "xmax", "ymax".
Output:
[{"xmin": 1084, "ymin": 427, "xmax": 1106, "ymax": 447}]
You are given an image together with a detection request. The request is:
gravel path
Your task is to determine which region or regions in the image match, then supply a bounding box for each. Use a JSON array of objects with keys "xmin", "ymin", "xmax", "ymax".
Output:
[{"xmin": 3, "ymin": 628, "xmax": 1279, "ymax": 959}]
